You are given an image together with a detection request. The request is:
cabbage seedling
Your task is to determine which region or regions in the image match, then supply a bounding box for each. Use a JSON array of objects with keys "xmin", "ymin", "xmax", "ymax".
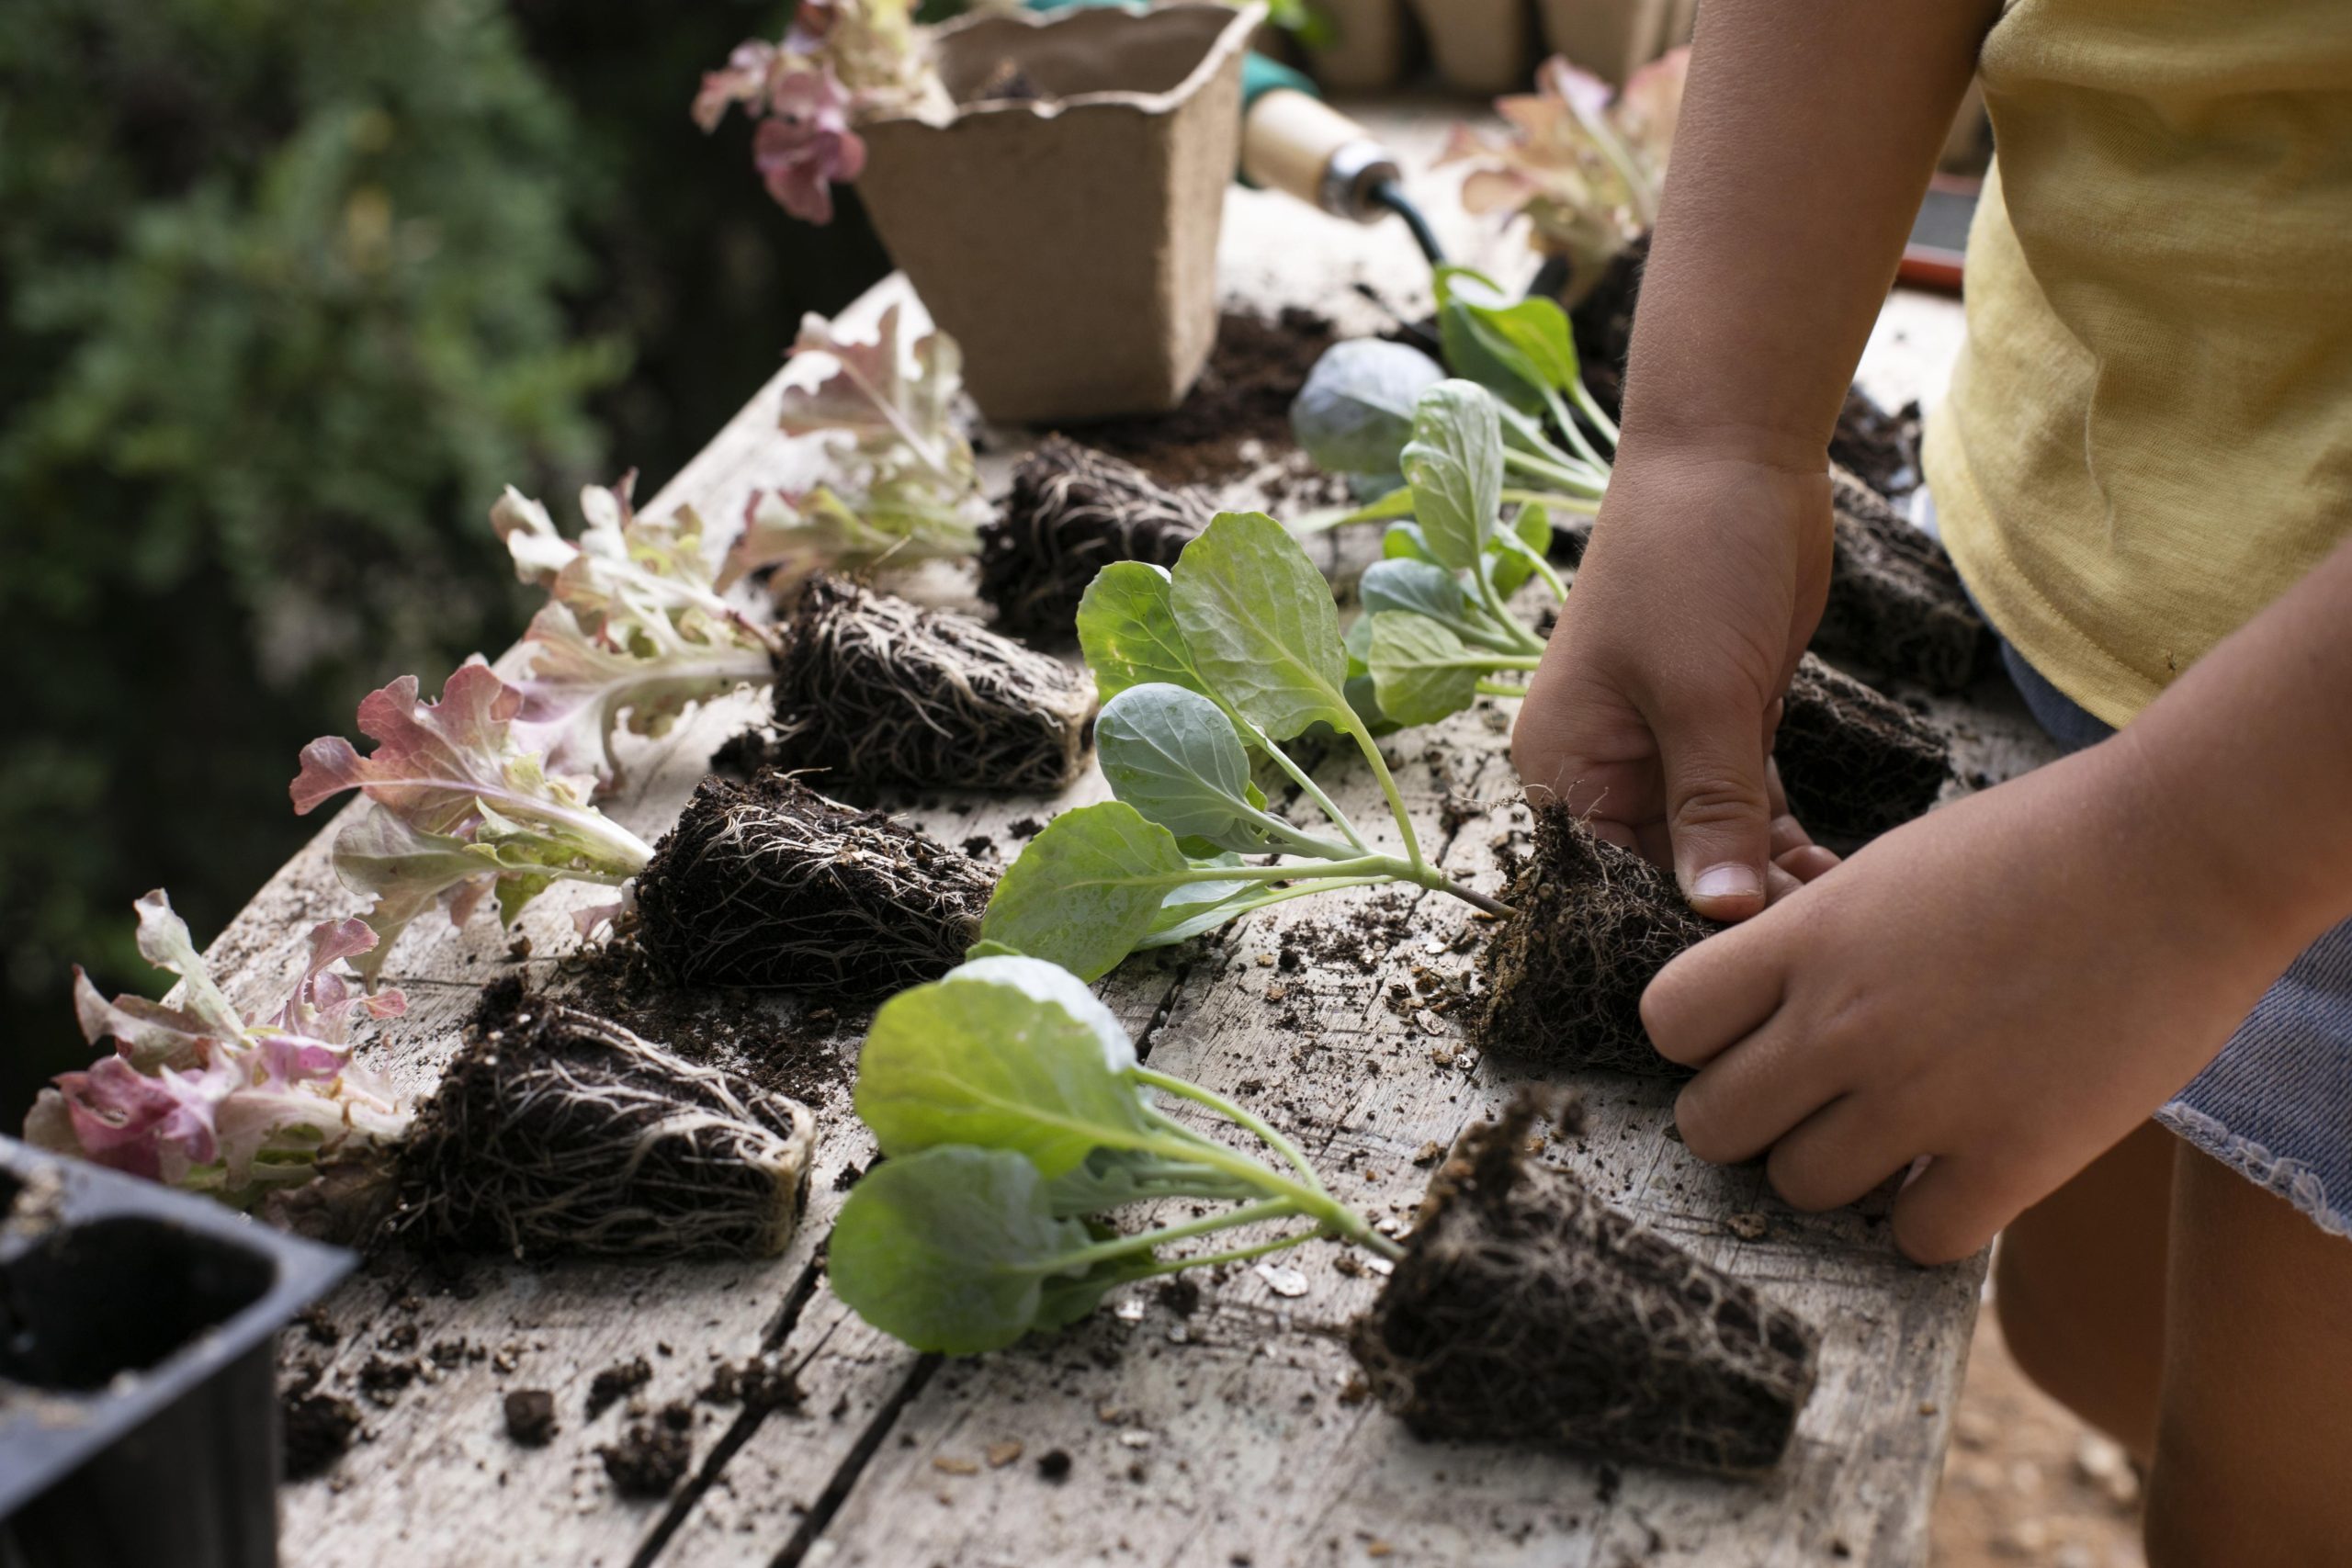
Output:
[
  {"xmin": 976, "ymin": 509, "xmax": 1511, "ymax": 983},
  {"xmin": 828, "ymin": 956, "xmax": 1402, "ymax": 1355}
]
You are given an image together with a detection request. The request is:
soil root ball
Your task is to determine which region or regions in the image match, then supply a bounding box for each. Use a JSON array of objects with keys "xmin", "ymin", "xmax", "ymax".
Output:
[
  {"xmin": 979, "ymin": 436, "xmax": 1212, "ymax": 639},
  {"xmin": 1814, "ymin": 467, "xmax": 1985, "ymax": 693},
  {"xmin": 1351, "ymin": 1095, "xmax": 1820, "ymax": 1475},
  {"xmin": 632, "ymin": 770, "xmax": 992, "ymax": 997},
  {"xmin": 1776, "ymin": 652, "xmax": 1953, "ymax": 840},
  {"xmin": 1474, "ymin": 807, "xmax": 1713, "ymax": 1077},
  {"xmin": 393, "ymin": 979, "xmax": 815, "ymax": 1262},
  {"xmin": 767, "ymin": 575, "xmax": 1097, "ymax": 793}
]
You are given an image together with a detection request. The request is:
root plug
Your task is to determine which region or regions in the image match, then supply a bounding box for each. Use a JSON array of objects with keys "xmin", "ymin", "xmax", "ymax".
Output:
[
  {"xmin": 1776, "ymin": 653, "xmax": 1953, "ymax": 840},
  {"xmin": 394, "ymin": 979, "xmax": 815, "ymax": 1261},
  {"xmin": 768, "ymin": 575, "xmax": 1097, "ymax": 793},
  {"xmin": 632, "ymin": 769, "xmax": 993, "ymax": 998},
  {"xmin": 978, "ymin": 436, "xmax": 1212, "ymax": 639},
  {"xmin": 1351, "ymin": 1094, "xmax": 1819, "ymax": 1475},
  {"xmin": 1813, "ymin": 468, "xmax": 1984, "ymax": 694}
]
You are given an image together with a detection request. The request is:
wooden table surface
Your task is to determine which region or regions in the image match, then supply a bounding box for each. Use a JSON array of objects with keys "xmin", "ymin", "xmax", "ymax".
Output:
[{"xmin": 241, "ymin": 107, "xmax": 2053, "ymax": 1567}]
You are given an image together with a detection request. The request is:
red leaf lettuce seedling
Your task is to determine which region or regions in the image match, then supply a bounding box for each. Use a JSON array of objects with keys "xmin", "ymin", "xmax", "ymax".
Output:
[{"xmin": 829, "ymin": 955, "xmax": 1400, "ymax": 1354}]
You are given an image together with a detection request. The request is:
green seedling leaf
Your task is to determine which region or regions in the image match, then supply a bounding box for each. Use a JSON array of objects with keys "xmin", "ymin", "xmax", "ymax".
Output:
[
  {"xmin": 1170, "ymin": 512, "xmax": 1351, "ymax": 741},
  {"xmin": 1464, "ymin": 295, "xmax": 1584, "ymax": 397},
  {"xmin": 829, "ymin": 1146, "xmax": 1116, "ymax": 1355},
  {"xmin": 1361, "ymin": 558, "xmax": 1476, "ymax": 631},
  {"xmin": 855, "ymin": 955, "xmax": 1148, "ymax": 1178},
  {"xmin": 1096, "ymin": 684, "xmax": 1269, "ymax": 851},
  {"xmin": 1369, "ymin": 613, "xmax": 1487, "ymax": 727},
  {"xmin": 1289, "ymin": 338, "xmax": 1447, "ymax": 478},
  {"xmin": 1434, "ymin": 266, "xmax": 1543, "ymax": 412},
  {"xmin": 1076, "ymin": 562, "xmax": 1210, "ymax": 703},
  {"xmin": 1491, "ymin": 502, "xmax": 1556, "ymax": 596},
  {"xmin": 978, "ymin": 802, "xmax": 1193, "ymax": 981},
  {"xmin": 1398, "ymin": 381, "xmax": 1505, "ymax": 574},
  {"xmin": 1383, "ymin": 523, "xmax": 1437, "ymax": 563}
]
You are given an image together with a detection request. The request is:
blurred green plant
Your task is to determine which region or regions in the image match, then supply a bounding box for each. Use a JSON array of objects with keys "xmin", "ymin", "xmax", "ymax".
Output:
[{"xmin": 0, "ymin": 0, "xmax": 891, "ymax": 1122}]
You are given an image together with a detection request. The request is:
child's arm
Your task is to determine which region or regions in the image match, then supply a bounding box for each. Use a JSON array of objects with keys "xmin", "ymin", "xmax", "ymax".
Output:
[
  {"xmin": 1653, "ymin": 530, "xmax": 2352, "ymax": 1263},
  {"xmin": 1512, "ymin": 0, "xmax": 1999, "ymax": 918}
]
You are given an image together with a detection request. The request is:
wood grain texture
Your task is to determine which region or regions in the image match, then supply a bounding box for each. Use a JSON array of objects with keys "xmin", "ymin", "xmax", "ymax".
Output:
[{"xmin": 231, "ymin": 105, "xmax": 2052, "ymax": 1567}]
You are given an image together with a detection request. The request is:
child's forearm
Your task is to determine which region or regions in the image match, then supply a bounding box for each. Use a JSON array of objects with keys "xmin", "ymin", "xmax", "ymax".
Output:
[
  {"xmin": 1622, "ymin": 0, "xmax": 1999, "ymax": 467},
  {"xmin": 2116, "ymin": 531, "xmax": 2352, "ymax": 955}
]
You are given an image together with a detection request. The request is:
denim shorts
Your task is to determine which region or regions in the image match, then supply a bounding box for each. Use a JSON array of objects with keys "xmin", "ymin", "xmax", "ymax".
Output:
[{"xmin": 1996, "ymin": 639, "xmax": 2352, "ymax": 1237}]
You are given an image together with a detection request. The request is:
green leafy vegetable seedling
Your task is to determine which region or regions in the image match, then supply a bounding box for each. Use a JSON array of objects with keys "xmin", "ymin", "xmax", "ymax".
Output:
[
  {"xmin": 975, "ymin": 509, "xmax": 1510, "ymax": 981},
  {"xmin": 829, "ymin": 955, "xmax": 1400, "ymax": 1354}
]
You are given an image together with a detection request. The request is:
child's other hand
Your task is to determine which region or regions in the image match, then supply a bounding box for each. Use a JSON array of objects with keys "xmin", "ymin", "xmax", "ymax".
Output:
[
  {"xmin": 1511, "ymin": 446, "xmax": 1838, "ymax": 919},
  {"xmin": 1649, "ymin": 731, "xmax": 2292, "ymax": 1265}
]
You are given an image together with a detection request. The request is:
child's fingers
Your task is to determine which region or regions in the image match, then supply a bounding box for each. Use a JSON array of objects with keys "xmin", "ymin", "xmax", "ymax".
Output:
[
  {"xmin": 1890, "ymin": 1153, "xmax": 2013, "ymax": 1266},
  {"xmin": 1671, "ymin": 1014, "xmax": 1843, "ymax": 1165},
  {"xmin": 1658, "ymin": 699, "xmax": 1779, "ymax": 921},
  {"xmin": 1764, "ymin": 1094, "xmax": 1919, "ymax": 1213},
  {"xmin": 1643, "ymin": 922, "xmax": 1786, "ymax": 1069}
]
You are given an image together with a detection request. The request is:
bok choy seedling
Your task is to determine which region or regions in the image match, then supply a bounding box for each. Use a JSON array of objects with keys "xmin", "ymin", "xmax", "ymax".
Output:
[
  {"xmin": 974, "ymin": 509, "xmax": 1510, "ymax": 983},
  {"xmin": 1352, "ymin": 381, "xmax": 1564, "ymax": 727},
  {"xmin": 829, "ymin": 955, "xmax": 1399, "ymax": 1354}
]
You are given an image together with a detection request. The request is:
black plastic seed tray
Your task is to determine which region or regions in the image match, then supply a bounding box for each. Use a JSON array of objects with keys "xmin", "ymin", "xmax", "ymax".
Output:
[{"xmin": 1, "ymin": 1135, "xmax": 354, "ymax": 1568}]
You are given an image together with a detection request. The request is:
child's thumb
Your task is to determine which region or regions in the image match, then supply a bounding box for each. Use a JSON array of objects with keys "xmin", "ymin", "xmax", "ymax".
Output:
[{"xmin": 1658, "ymin": 708, "xmax": 1775, "ymax": 921}]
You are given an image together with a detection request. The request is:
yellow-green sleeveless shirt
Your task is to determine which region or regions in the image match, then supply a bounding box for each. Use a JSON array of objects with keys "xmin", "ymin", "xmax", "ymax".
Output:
[{"xmin": 1924, "ymin": 0, "xmax": 2352, "ymax": 728}]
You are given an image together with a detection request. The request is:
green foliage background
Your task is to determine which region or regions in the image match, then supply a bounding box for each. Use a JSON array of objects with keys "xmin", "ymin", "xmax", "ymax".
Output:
[{"xmin": 0, "ymin": 0, "xmax": 890, "ymax": 1121}]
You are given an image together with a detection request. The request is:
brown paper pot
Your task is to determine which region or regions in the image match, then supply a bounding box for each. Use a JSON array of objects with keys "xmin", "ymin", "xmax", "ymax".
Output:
[
  {"xmin": 1305, "ymin": 0, "xmax": 1415, "ymax": 92},
  {"xmin": 1537, "ymin": 0, "xmax": 1673, "ymax": 86},
  {"xmin": 1409, "ymin": 0, "xmax": 1534, "ymax": 95},
  {"xmin": 855, "ymin": 5, "xmax": 1259, "ymax": 424}
]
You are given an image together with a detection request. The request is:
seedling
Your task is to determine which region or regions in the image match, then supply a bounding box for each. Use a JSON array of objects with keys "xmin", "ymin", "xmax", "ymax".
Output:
[
  {"xmin": 978, "ymin": 436, "xmax": 1214, "ymax": 640},
  {"xmin": 828, "ymin": 955, "xmax": 1402, "ymax": 1355},
  {"xmin": 977, "ymin": 509, "xmax": 1510, "ymax": 983},
  {"xmin": 290, "ymin": 664, "xmax": 989, "ymax": 996}
]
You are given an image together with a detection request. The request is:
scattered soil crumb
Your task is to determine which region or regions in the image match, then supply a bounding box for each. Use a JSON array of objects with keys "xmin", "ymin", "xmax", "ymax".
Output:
[
  {"xmin": 356, "ymin": 1353, "xmax": 418, "ymax": 1406},
  {"xmin": 1008, "ymin": 817, "xmax": 1045, "ymax": 840},
  {"xmin": 1071, "ymin": 309, "xmax": 1337, "ymax": 486},
  {"xmin": 699, "ymin": 1355, "xmax": 804, "ymax": 1414},
  {"xmin": 1157, "ymin": 1278, "xmax": 1202, "ymax": 1318},
  {"xmin": 296, "ymin": 1305, "xmax": 339, "ymax": 1346},
  {"xmin": 504, "ymin": 1388, "xmax": 558, "ymax": 1447},
  {"xmin": 1037, "ymin": 1449, "xmax": 1074, "ymax": 1483},
  {"xmin": 282, "ymin": 1388, "xmax": 362, "ymax": 1480},
  {"xmin": 587, "ymin": 1356, "xmax": 653, "ymax": 1419},
  {"xmin": 601, "ymin": 1403, "xmax": 694, "ymax": 1498},
  {"xmin": 988, "ymin": 1439, "xmax": 1025, "ymax": 1469}
]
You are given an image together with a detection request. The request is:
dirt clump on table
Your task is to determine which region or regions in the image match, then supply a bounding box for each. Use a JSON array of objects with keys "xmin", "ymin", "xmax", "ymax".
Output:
[
  {"xmin": 746, "ymin": 575, "xmax": 1096, "ymax": 794},
  {"xmin": 587, "ymin": 1355, "xmax": 653, "ymax": 1418},
  {"xmin": 1074, "ymin": 308, "xmax": 1337, "ymax": 486},
  {"xmin": 1474, "ymin": 807, "xmax": 1713, "ymax": 1077},
  {"xmin": 390, "ymin": 981, "xmax": 815, "ymax": 1263},
  {"xmin": 281, "ymin": 1386, "xmax": 362, "ymax": 1480},
  {"xmin": 601, "ymin": 1402, "xmax": 694, "ymax": 1498},
  {"xmin": 503, "ymin": 1388, "xmax": 559, "ymax": 1447},
  {"xmin": 1776, "ymin": 652, "xmax": 1953, "ymax": 840},
  {"xmin": 1350, "ymin": 1093, "xmax": 1819, "ymax": 1474},
  {"xmin": 978, "ymin": 436, "xmax": 1214, "ymax": 639},
  {"xmin": 1815, "ymin": 468, "xmax": 1984, "ymax": 693}
]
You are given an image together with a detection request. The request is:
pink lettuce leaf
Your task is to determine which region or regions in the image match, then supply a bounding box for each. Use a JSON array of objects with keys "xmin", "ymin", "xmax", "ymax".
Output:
[{"xmin": 291, "ymin": 662, "xmax": 657, "ymax": 976}]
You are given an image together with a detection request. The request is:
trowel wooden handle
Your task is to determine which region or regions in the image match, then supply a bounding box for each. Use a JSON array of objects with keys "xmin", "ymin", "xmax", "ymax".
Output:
[{"xmin": 1241, "ymin": 88, "xmax": 1402, "ymax": 221}]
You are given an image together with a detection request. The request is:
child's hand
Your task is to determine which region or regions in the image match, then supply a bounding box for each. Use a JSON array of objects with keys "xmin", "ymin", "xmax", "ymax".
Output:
[
  {"xmin": 1512, "ymin": 445, "xmax": 1839, "ymax": 918},
  {"xmin": 1648, "ymin": 730, "xmax": 2295, "ymax": 1264}
]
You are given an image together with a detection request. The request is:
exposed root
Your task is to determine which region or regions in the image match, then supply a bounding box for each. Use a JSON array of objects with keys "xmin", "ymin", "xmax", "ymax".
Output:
[
  {"xmin": 1351, "ymin": 1092, "xmax": 1820, "ymax": 1474},
  {"xmin": 1815, "ymin": 467, "xmax": 1984, "ymax": 693},
  {"xmin": 978, "ymin": 436, "xmax": 1211, "ymax": 639},
  {"xmin": 1474, "ymin": 807, "xmax": 1713, "ymax": 1077},
  {"xmin": 1777, "ymin": 653, "xmax": 1952, "ymax": 840},
  {"xmin": 392, "ymin": 980, "xmax": 815, "ymax": 1261},
  {"xmin": 632, "ymin": 769, "xmax": 992, "ymax": 998},
  {"xmin": 766, "ymin": 575, "xmax": 1096, "ymax": 793}
]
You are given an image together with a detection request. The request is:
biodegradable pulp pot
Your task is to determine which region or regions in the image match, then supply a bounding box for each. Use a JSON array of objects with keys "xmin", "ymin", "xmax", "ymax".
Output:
[
  {"xmin": 1409, "ymin": 0, "xmax": 1534, "ymax": 95},
  {"xmin": 1537, "ymin": 0, "xmax": 1688, "ymax": 86},
  {"xmin": 855, "ymin": 4, "xmax": 1261, "ymax": 424},
  {"xmin": 1305, "ymin": 0, "xmax": 1414, "ymax": 92},
  {"xmin": 0, "ymin": 1137, "xmax": 355, "ymax": 1568}
]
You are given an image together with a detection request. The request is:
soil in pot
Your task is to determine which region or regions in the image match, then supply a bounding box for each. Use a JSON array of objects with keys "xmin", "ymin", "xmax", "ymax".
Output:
[
  {"xmin": 1350, "ymin": 1093, "xmax": 1820, "ymax": 1474},
  {"xmin": 1814, "ymin": 467, "xmax": 1985, "ymax": 693},
  {"xmin": 1076, "ymin": 308, "xmax": 1337, "ymax": 486},
  {"xmin": 390, "ymin": 979, "xmax": 816, "ymax": 1262},
  {"xmin": 978, "ymin": 435, "xmax": 1214, "ymax": 640},
  {"xmin": 752, "ymin": 575, "xmax": 1096, "ymax": 795},
  {"xmin": 1776, "ymin": 653, "xmax": 1952, "ymax": 841},
  {"xmin": 631, "ymin": 770, "xmax": 994, "ymax": 998},
  {"xmin": 1474, "ymin": 806, "xmax": 1713, "ymax": 1077}
]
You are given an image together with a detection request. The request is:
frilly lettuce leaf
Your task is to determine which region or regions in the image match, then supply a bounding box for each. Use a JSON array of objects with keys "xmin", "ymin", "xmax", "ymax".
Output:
[{"xmin": 291, "ymin": 662, "xmax": 657, "ymax": 977}]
